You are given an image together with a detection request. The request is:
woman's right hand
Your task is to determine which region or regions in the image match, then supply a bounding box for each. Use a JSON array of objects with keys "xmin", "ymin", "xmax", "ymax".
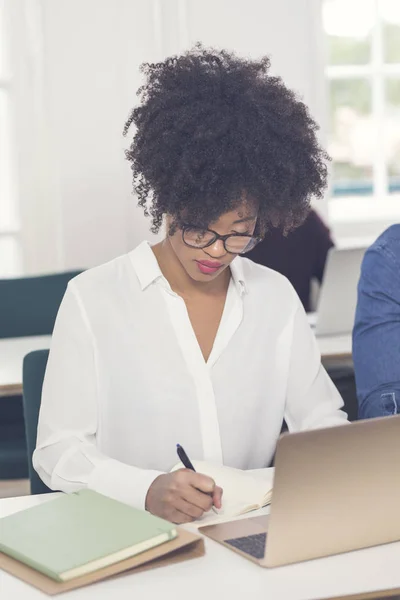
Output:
[{"xmin": 145, "ymin": 469, "xmax": 223, "ymax": 523}]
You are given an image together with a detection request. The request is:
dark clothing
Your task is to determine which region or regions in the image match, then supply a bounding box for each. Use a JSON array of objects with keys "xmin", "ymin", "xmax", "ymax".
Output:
[{"xmin": 246, "ymin": 210, "xmax": 334, "ymax": 312}]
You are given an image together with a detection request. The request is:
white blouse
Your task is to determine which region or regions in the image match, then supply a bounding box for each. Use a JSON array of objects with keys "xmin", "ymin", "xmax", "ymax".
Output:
[{"xmin": 33, "ymin": 241, "xmax": 347, "ymax": 509}]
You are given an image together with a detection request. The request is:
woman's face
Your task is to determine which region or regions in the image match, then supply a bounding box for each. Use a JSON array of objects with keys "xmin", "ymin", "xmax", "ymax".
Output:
[{"xmin": 168, "ymin": 203, "xmax": 258, "ymax": 283}]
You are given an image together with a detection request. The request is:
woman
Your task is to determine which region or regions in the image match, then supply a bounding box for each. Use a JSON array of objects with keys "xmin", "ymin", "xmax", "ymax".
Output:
[{"xmin": 33, "ymin": 45, "xmax": 347, "ymax": 524}]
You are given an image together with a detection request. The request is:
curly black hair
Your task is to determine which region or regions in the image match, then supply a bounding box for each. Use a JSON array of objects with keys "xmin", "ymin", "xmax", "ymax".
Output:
[{"xmin": 123, "ymin": 44, "xmax": 329, "ymax": 235}]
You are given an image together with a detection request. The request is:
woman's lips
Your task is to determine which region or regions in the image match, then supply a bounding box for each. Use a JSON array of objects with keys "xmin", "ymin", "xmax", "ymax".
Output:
[{"xmin": 196, "ymin": 260, "xmax": 223, "ymax": 275}]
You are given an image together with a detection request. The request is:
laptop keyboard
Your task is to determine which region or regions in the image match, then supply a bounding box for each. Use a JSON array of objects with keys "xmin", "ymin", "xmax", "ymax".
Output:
[{"xmin": 225, "ymin": 532, "xmax": 267, "ymax": 560}]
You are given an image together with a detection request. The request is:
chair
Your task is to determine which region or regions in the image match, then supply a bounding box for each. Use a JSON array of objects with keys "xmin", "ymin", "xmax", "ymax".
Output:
[
  {"xmin": 0, "ymin": 399, "xmax": 29, "ymax": 480},
  {"xmin": 22, "ymin": 350, "xmax": 52, "ymax": 495},
  {"xmin": 0, "ymin": 271, "xmax": 82, "ymax": 339},
  {"xmin": 0, "ymin": 270, "xmax": 82, "ymax": 480},
  {"xmin": 326, "ymin": 364, "xmax": 358, "ymax": 422}
]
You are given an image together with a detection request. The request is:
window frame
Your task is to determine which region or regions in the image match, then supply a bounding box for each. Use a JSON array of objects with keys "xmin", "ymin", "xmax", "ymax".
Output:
[{"xmin": 324, "ymin": 0, "xmax": 400, "ymax": 226}]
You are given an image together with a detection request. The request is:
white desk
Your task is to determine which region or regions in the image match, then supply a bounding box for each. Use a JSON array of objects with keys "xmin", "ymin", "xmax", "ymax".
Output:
[
  {"xmin": 0, "ymin": 332, "xmax": 350, "ymax": 400},
  {"xmin": 307, "ymin": 313, "xmax": 352, "ymax": 361},
  {"xmin": 0, "ymin": 336, "xmax": 51, "ymax": 398},
  {"xmin": 317, "ymin": 334, "xmax": 352, "ymax": 361},
  {"xmin": 1, "ymin": 494, "xmax": 399, "ymax": 600}
]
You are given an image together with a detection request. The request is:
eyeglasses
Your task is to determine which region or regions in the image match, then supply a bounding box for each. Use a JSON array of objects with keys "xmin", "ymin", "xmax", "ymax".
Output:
[{"xmin": 182, "ymin": 225, "xmax": 260, "ymax": 255}]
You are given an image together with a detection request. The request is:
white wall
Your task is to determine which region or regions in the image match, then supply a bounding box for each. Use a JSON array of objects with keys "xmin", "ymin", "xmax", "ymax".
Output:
[
  {"xmin": 27, "ymin": 0, "xmax": 164, "ymax": 273},
  {"xmin": 12, "ymin": 0, "xmax": 326, "ymax": 274}
]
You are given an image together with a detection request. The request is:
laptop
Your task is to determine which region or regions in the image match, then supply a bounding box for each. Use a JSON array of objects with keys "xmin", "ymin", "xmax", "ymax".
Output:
[
  {"xmin": 309, "ymin": 246, "xmax": 366, "ymax": 337},
  {"xmin": 200, "ymin": 414, "xmax": 400, "ymax": 568}
]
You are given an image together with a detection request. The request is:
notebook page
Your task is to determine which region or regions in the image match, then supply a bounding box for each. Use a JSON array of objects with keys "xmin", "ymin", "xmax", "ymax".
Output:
[
  {"xmin": 246, "ymin": 468, "xmax": 275, "ymax": 505},
  {"xmin": 170, "ymin": 462, "xmax": 274, "ymax": 525}
]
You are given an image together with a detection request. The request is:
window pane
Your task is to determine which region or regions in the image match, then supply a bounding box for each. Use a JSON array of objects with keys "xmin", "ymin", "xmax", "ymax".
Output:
[
  {"xmin": 323, "ymin": 0, "xmax": 373, "ymax": 65},
  {"xmin": 381, "ymin": 0, "xmax": 400, "ymax": 64},
  {"xmin": 0, "ymin": 90, "xmax": 18, "ymax": 230},
  {"xmin": 0, "ymin": 236, "xmax": 22, "ymax": 277},
  {"xmin": 386, "ymin": 79, "xmax": 400, "ymax": 193},
  {"xmin": 328, "ymin": 78, "xmax": 373, "ymax": 196}
]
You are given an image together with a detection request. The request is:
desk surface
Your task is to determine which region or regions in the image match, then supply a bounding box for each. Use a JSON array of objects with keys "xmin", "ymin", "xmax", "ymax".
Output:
[
  {"xmin": 1, "ymin": 494, "xmax": 399, "ymax": 600},
  {"xmin": 0, "ymin": 332, "xmax": 351, "ymax": 398},
  {"xmin": 0, "ymin": 336, "xmax": 51, "ymax": 397},
  {"xmin": 317, "ymin": 334, "xmax": 352, "ymax": 360}
]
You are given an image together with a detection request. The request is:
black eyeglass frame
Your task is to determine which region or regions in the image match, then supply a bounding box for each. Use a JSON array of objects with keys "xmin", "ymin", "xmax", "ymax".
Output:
[{"xmin": 182, "ymin": 225, "xmax": 261, "ymax": 255}]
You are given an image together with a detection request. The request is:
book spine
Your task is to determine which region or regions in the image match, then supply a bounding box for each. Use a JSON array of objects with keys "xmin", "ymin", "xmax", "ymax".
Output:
[{"xmin": 0, "ymin": 543, "xmax": 61, "ymax": 582}]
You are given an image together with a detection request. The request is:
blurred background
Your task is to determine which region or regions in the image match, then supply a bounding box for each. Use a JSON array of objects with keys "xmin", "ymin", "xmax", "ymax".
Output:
[{"xmin": 1, "ymin": 0, "xmax": 399, "ymax": 278}]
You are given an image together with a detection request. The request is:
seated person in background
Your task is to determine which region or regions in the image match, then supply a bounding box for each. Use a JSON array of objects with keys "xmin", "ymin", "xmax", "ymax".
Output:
[
  {"xmin": 353, "ymin": 225, "xmax": 400, "ymax": 419},
  {"xmin": 33, "ymin": 45, "xmax": 347, "ymax": 525},
  {"xmin": 246, "ymin": 209, "xmax": 334, "ymax": 312}
]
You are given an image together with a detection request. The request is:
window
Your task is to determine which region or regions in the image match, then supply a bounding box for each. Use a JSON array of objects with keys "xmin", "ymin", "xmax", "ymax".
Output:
[
  {"xmin": 0, "ymin": 2, "xmax": 22, "ymax": 277},
  {"xmin": 323, "ymin": 0, "xmax": 400, "ymax": 214}
]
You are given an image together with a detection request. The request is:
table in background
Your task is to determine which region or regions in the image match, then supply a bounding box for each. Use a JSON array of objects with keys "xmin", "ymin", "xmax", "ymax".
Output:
[
  {"xmin": 0, "ymin": 336, "xmax": 51, "ymax": 398},
  {"xmin": 307, "ymin": 311, "xmax": 352, "ymax": 362},
  {"xmin": 317, "ymin": 334, "xmax": 352, "ymax": 362},
  {"xmin": 0, "ymin": 332, "xmax": 352, "ymax": 400},
  {"xmin": 1, "ymin": 494, "xmax": 399, "ymax": 600}
]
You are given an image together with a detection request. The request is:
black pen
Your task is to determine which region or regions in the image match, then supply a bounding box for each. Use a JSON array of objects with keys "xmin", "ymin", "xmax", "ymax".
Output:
[
  {"xmin": 176, "ymin": 443, "xmax": 196, "ymax": 471},
  {"xmin": 176, "ymin": 444, "xmax": 218, "ymax": 514}
]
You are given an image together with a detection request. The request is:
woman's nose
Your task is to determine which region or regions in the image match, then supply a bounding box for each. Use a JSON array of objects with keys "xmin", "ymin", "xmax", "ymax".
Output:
[{"xmin": 204, "ymin": 239, "xmax": 227, "ymax": 259}]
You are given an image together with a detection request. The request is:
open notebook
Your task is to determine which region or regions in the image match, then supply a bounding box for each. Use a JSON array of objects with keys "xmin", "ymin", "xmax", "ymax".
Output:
[{"xmin": 171, "ymin": 461, "xmax": 274, "ymax": 526}]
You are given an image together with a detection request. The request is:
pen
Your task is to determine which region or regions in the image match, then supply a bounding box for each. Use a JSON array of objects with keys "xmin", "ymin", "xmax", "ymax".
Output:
[
  {"xmin": 176, "ymin": 444, "xmax": 218, "ymax": 514},
  {"xmin": 176, "ymin": 443, "xmax": 195, "ymax": 471}
]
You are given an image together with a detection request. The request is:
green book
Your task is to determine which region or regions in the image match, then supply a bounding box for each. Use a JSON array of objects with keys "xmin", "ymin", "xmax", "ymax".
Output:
[{"xmin": 0, "ymin": 490, "xmax": 177, "ymax": 582}]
